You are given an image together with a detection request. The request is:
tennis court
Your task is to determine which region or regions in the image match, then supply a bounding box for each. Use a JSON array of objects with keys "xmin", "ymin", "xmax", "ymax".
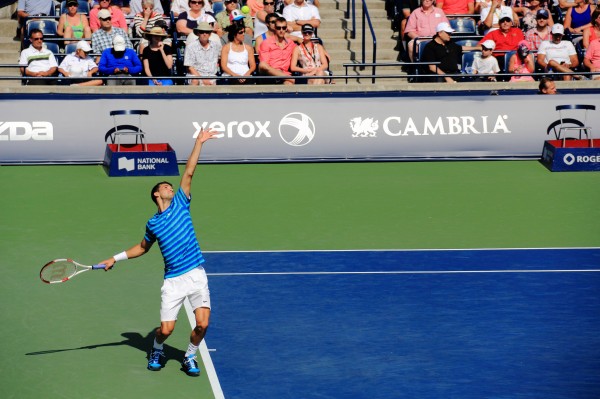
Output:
[{"xmin": 2, "ymin": 160, "xmax": 599, "ymax": 398}]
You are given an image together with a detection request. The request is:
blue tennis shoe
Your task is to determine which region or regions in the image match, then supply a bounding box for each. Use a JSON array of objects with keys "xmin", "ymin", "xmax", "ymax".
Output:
[
  {"xmin": 147, "ymin": 348, "xmax": 164, "ymax": 371},
  {"xmin": 182, "ymin": 354, "xmax": 201, "ymax": 377}
]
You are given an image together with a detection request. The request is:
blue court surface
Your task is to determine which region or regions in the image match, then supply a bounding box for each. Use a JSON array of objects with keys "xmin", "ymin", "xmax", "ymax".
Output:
[{"xmin": 203, "ymin": 248, "xmax": 600, "ymax": 399}]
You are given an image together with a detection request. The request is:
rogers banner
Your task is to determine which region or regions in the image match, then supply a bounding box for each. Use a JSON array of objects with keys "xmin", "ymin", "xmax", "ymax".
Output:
[{"xmin": 1, "ymin": 91, "xmax": 599, "ymax": 164}]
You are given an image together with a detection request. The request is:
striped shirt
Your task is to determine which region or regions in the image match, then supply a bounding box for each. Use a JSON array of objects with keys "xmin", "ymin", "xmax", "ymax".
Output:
[
  {"xmin": 144, "ymin": 187, "xmax": 205, "ymax": 278},
  {"xmin": 18, "ymin": 45, "xmax": 58, "ymax": 73}
]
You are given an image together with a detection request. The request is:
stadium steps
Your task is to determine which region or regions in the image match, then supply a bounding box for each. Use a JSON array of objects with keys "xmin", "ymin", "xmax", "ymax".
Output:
[
  {"xmin": 318, "ymin": 0, "xmax": 405, "ymax": 82},
  {"xmin": 0, "ymin": 7, "xmax": 21, "ymax": 87}
]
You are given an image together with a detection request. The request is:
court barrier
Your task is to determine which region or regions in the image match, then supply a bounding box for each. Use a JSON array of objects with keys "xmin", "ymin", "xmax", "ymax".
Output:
[{"xmin": 0, "ymin": 90, "xmax": 599, "ymax": 165}]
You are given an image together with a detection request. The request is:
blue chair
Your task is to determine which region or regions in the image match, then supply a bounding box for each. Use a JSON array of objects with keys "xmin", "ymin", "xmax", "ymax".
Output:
[
  {"xmin": 449, "ymin": 18, "xmax": 477, "ymax": 35},
  {"xmin": 454, "ymin": 39, "xmax": 480, "ymax": 48},
  {"xmin": 25, "ymin": 19, "xmax": 59, "ymax": 37},
  {"xmin": 461, "ymin": 51, "xmax": 481, "ymax": 74},
  {"xmin": 64, "ymin": 42, "xmax": 78, "ymax": 54},
  {"xmin": 44, "ymin": 42, "xmax": 60, "ymax": 54},
  {"xmin": 60, "ymin": 0, "xmax": 90, "ymax": 15},
  {"xmin": 212, "ymin": 1, "xmax": 225, "ymax": 14}
]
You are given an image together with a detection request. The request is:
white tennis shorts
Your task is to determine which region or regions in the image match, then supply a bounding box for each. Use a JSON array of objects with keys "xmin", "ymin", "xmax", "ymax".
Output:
[{"xmin": 160, "ymin": 267, "xmax": 210, "ymax": 321}]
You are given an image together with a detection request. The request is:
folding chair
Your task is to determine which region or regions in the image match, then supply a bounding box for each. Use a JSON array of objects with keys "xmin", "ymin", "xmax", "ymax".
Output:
[
  {"xmin": 105, "ymin": 110, "xmax": 150, "ymax": 151},
  {"xmin": 555, "ymin": 105, "xmax": 595, "ymax": 147}
]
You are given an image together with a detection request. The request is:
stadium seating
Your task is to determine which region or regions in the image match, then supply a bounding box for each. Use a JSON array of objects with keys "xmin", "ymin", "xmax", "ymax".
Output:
[{"xmin": 449, "ymin": 18, "xmax": 477, "ymax": 36}]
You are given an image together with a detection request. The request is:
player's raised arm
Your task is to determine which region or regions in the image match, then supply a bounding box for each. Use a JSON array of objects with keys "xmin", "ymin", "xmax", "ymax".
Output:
[{"xmin": 180, "ymin": 128, "xmax": 219, "ymax": 197}]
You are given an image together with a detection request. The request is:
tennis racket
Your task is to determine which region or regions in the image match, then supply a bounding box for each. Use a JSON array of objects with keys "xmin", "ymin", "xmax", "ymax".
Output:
[{"xmin": 40, "ymin": 258, "xmax": 106, "ymax": 284}]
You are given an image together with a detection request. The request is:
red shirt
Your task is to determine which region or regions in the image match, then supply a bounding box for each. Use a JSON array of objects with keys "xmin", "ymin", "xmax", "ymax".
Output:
[
  {"xmin": 259, "ymin": 35, "xmax": 297, "ymax": 75},
  {"xmin": 480, "ymin": 27, "xmax": 525, "ymax": 54}
]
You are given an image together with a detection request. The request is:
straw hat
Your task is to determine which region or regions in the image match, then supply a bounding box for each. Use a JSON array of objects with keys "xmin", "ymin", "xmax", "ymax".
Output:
[{"xmin": 143, "ymin": 26, "xmax": 168, "ymax": 39}]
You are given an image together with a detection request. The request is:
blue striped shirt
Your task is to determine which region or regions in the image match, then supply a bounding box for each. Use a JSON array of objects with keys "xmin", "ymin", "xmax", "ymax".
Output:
[{"xmin": 144, "ymin": 187, "xmax": 205, "ymax": 278}]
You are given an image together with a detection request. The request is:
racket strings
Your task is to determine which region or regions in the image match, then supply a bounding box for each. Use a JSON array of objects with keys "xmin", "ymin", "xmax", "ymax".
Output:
[{"xmin": 40, "ymin": 261, "xmax": 77, "ymax": 283}]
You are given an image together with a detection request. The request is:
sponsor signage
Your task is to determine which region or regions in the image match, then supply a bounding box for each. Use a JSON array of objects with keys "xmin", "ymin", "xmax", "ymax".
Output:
[
  {"xmin": 541, "ymin": 140, "xmax": 600, "ymax": 172},
  {"xmin": 1, "ymin": 92, "xmax": 599, "ymax": 164},
  {"xmin": 103, "ymin": 144, "xmax": 179, "ymax": 177}
]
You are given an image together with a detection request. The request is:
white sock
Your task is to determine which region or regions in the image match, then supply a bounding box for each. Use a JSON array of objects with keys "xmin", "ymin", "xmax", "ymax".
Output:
[
  {"xmin": 185, "ymin": 342, "xmax": 199, "ymax": 358},
  {"xmin": 153, "ymin": 338, "xmax": 164, "ymax": 350}
]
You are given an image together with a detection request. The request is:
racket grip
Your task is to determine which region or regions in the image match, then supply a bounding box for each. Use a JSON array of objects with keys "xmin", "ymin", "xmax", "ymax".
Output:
[{"xmin": 92, "ymin": 264, "xmax": 106, "ymax": 270}]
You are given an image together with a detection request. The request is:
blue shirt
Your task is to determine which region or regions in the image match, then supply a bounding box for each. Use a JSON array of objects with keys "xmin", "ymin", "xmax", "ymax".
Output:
[
  {"xmin": 144, "ymin": 187, "xmax": 205, "ymax": 278},
  {"xmin": 98, "ymin": 48, "xmax": 142, "ymax": 76}
]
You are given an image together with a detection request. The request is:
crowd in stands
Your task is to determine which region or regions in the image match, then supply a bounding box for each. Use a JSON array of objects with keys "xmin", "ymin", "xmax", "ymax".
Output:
[
  {"xmin": 390, "ymin": 0, "xmax": 599, "ymax": 82},
  {"xmin": 16, "ymin": 0, "xmax": 329, "ymax": 85},
  {"xmin": 15, "ymin": 0, "xmax": 600, "ymax": 84}
]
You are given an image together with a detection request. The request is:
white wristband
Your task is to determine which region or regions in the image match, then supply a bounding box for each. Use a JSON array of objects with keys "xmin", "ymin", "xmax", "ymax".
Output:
[{"xmin": 113, "ymin": 251, "xmax": 128, "ymax": 262}]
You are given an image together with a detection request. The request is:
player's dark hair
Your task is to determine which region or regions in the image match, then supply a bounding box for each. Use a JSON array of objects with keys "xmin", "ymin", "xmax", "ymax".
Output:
[{"xmin": 151, "ymin": 181, "xmax": 172, "ymax": 204}]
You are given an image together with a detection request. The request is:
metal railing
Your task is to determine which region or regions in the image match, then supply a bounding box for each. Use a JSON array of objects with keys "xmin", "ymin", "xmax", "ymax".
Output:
[{"xmin": 346, "ymin": 0, "xmax": 378, "ymax": 82}]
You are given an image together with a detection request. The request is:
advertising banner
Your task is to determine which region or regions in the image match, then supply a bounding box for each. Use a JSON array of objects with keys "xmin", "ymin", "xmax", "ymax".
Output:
[{"xmin": 1, "ymin": 91, "xmax": 599, "ymax": 164}]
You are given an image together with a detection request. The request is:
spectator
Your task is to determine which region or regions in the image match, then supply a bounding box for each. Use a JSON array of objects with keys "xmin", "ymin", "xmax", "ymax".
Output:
[
  {"xmin": 420, "ymin": 22, "xmax": 463, "ymax": 83},
  {"xmin": 216, "ymin": 1, "xmax": 254, "ymax": 40},
  {"xmin": 91, "ymin": 9, "xmax": 133, "ymax": 60},
  {"xmin": 282, "ymin": 0, "xmax": 321, "ymax": 39},
  {"xmin": 255, "ymin": 12, "xmax": 279, "ymax": 51},
  {"xmin": 15, "ymin": 0, "xmax": 54, "ymax": 41},
  {"xmin": 290, "ymin": 24, "xmax": 328, "ymax": 84},
  {"xmin": 471, "ymin": 39, "xmax": 500, "ymax": 80},
  {"xmin": 537, "ymin": 24, "xmax": 580, "ymax": 80},
  {"xmin": 128, "ymin": 0, "xmax": 164, "ymax": 17},
  {"xmin": 90, "ymin": 0, "xmax": 128, "ymax": 32},
  {"xmin": 98, "ymin": 35, "xmax": 143, "ymax": 85},
  {"xmin": 177, "ymin": 0, "xmax": 223, "ymax": 45},
  {"xmin": 583, "ymin": 32, "xmax": 600, "ymax": 78},
  {"xmin": 538, "ymin": 76, "xmax": 557, "ymax": 93},
  {"xmin": 184, "ymin": 21, "xmax": 220, "ymax": 85},
  {"xmin": 480, "ymin": 0, "xmax": 518, "ymax": 33},
  {"xmin": 395, "ymin": 0, "xmax": 420, "ymax": 62},
  {"xmin": 258, "ymin": 16, "xmax": 297, "ymax": 84},
  {"xmin": 58, "ymin": 40, "xmax": 103, "ymax": 86},
  {"xmin": 525, "ymin": 9, "xmax": 552, "ymax": 50},
  {"xmin": 520, "ymin": 0, "xmax": 554, "ymax": 32},
  {"xmin": 171, "ymin": 0, "xmax": 213, "ymax": 17},
  {"xmin": 58, "ymin": 0, "xmax": 92, "ymax": 44},
  {"xmin": 138, "ymin": 18, "xmax": 172, "ymax": 54},
  {"xmin": 18, "ymin": 28, "xmax": 57, "ymax": 85},
  {"xmin": 508, "ymin": 40, "xmax": 535, "ymax": 81},
  {"xmin": 142, "ymin": 26, "xmax": 174, "ymax": 85},
  {"xmin": 563, "ymin": 0, "xmax": 596, "ymax": 35},
  {"xmin": 479, "ymin": 15, "xmax": 524, "ymax": 55},
  {"xmin": 404, "ymin": 0, "xmax": 450, "ymax": 61},
  {"xmin": 220, "ymin": 24, "xmax": 257, "ymax": 84},
  {"xmin": 436, "ymin": 0, "xmax": 475, "ymax": 16},
  {"xmin": 132, "ymin": 0, "xmax": 164, "ymax": 38},
  {"xmin": 583, "ymin": 9, "xmax": 600, "ymax": 48},
  {"xmin": 255, "ymin": 0, "xmax": 278, "ymax": 40}
]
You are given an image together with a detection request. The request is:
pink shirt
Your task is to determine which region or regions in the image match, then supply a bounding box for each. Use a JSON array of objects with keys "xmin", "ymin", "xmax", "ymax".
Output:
[
  {"xmin": 405, "ymin": 7, "xmax": 450, "ymax": 37},
  {"xmin": 438, "ymin": 0, "xmax": 474, "ymax": 15},
  {"xmin": 90, "ymin": 6, "xmax": 128, "ymax": 32},
  {"xmin": 584, "ymin": 39, "xmax": 600, "ymax": 69},
  {"xmin": 259, "ymin": 36, "xmax": 297, "ymax": 74}
]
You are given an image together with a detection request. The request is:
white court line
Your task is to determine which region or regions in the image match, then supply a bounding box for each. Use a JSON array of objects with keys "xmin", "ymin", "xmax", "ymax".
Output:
[
  {"xmin": 207, "ymin": 269, "xmax": 600, "ymax": 277},
  {"xmin": 184, "ymin": 298, "xmax": 225, "ymax": 399},
  {"xmin": 203, "ymin": 246, "xmax": 600, "ymax": 254}
]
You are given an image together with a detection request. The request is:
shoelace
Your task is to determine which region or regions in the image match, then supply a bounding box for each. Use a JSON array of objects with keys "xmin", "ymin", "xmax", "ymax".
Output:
[
  {"xmin": 150, "ymin": 350, "xmax": 163, "ymax": 363},
  {"xmin": 184, "ymin": 356, "xmax": 198, "ymax": 369}
]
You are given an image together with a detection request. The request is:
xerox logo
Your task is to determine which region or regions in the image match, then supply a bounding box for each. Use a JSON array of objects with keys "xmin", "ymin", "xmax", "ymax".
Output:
[
  {"xmin": 0, "ymin": 121, "xmax": 53, "ymax": 141},
  {"xmin": 192, "ymin": 112, "xmax": 317, "ymax": 146},
  {"xmin": 278, "ymin": 112, "xmax": 315, "ymax": 146}
]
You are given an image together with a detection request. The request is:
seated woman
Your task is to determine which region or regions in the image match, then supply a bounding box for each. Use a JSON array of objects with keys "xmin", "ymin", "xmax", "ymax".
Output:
[
  {"xmin": 582, "ymin": 9, "xmax": 600, "ymax": 48},
  {"xmin": 290, "ymin": 24, "xmax": 329, "ymax": 85},
  {"xmin": 58, "ymin": 0, "xmax": 92, "ymax": 44},
  {"xmin": 564, "ymin": 0, "xmax": 596, "ymax": 34},
  {"xmin": 142, "ymin": 26, "xmax": 174, "ymax": 85},
  {"xmin": 520, "ymin": 0, "xmax": 554, "ymax": 32},
  {"xmin": 220, "ymin": 24, "xmax": 256, "ymax": 84},
  {"xmin": 132, "ymin": 0, "xmax": 164, "ymax": 38},
  {"xmin": 176, "ymin": 0, "xmax": 222, "ymax": 45},
  {"xmin": 508, "ymin": 40, "xmax": 535, "ymax": 81}
]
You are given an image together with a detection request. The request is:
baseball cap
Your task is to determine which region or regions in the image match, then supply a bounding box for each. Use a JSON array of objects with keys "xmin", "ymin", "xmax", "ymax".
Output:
[
  {"xmin": 552, "ymin": 24, "xmax": 564, "ymax": 35},
  {"xmin": 112, "ymin": 35, "xmax": 126, "ymax": 51},
  {"xmin": 436, "ymin": 22, "xmax": 455, "ymax": 33},
  {"xmin": 481, "ymin": 39, "xmax": 496, "ymax": 50},
  {"xmin": 499, "ymin": 15, "xmax": 513, "ymax": 23},
  {"xmin": 301, "ymin": 24, "xmax": 314, "ymax": 34},
  {"xmin": 76, "ymin": 40, "xmax": 92, "ymax": 52},
  {"xmin": 536, "ymin": 9, "xmax": 549, "ymax": 19},
  {"xmin": 229, "ymin": 9, "xmax": 244, "ymax": 22},
  {"xmin": 98, "ymin": 9, "xmax": 111, "ymax": 19},
  {"xmin": 66, "ymin": 0, "xmax": 79, "ymax": 6}
]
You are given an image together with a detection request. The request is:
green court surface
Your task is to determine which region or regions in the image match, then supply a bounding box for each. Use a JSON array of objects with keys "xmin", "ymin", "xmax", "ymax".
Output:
[{"xmin": 1, "ymin": 161, "xmax": 599, "ymax": 398}]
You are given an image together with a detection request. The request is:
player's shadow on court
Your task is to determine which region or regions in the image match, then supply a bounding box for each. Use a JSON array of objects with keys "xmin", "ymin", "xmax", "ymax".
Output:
[{"xmin": 25, "ymin": 330, "xmax": 185, "ymax": 365}]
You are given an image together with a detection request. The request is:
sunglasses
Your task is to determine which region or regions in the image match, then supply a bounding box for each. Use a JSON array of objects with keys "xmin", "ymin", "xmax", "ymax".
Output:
[
  {"xmin": 264, "ymin": 1, "xmax": 275, "ymax": 4},
  {"xmin": 275, "ymin": 26, "xmax": 287, "ymax": 30},
  {"xmin": 237, "ymin": 30, "xmax": 245, "ymax": 34},
  {"xmin": 31, "ymin": 37, "xmax": 44, "ymax": 41},
  {"xmin": 100, "ymin": 17, "xmax": 112, "ymax": 21},
  {"xmin": 302, "ymin": 31, "xmax": 312, "ymax": 35},
  {"xmin": 190, "ymin": 1, "xmax": 204, "ymax": 4},
  {"xmin": 482, "ymin": 47, "xmax": 492, "ymax": 51}
]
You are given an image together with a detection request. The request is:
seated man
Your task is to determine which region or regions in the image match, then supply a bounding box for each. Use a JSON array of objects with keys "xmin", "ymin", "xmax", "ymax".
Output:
[
  {"xmin": 258, "ymin": 16, "xmax": 297, "ymax": 84},
  {"xmin": 98, "ymin": 35, "xmax": 143, "ymax": 85},
  {"xmin": 18, "ymin": 28, "xmax": 57, "ymax": 85},
  {"xmin": 479, "ymin": 15, "xmax": 524, "ymax": 55},
  {"xmin": 404, "ymin": 0, "xmax": 450, "ymax": 61},
  {"xmin": 283, "ymin": 0, "xmax": 321, "ymax": 40},
  {"xmin": 58, "ymin": 40, "xmax": 103, "ymax": 86},
  {"xmin": 537, "ymin": 23, "xmax": 580, "ymax": 80},
  {"xmin": 420, "ymin": 22, "xmax": 463, "ymax": 83},
  {"xmin": 91, "ymin": 8, "xmax": 133, "ymax": 61},
  {"xmin": 184, "ymin": 21, "xmax": 221, "ymax": 86}
]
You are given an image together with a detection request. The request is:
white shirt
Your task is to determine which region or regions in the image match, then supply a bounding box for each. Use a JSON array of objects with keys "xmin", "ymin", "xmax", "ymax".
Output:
[
  {"xmin": 18, "ymin": 45, "xmax": 57, "ymax": 73},
  {"xmin": 538, "ymin": 40, "xmax": 576, "ymax": 65},
  {"xmin": 282, "ymin": 1, "xmax": 321, "ymax": 38},
  {"xmin": 59, "ymin": 53, "xmax": 98, "ymax": 77}
]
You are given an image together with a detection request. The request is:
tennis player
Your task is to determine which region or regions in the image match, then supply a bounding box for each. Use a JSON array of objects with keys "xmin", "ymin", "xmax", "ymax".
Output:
[{"xmin": 98, "ymin": 128, "xmax": 219, "ymax": 376}]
